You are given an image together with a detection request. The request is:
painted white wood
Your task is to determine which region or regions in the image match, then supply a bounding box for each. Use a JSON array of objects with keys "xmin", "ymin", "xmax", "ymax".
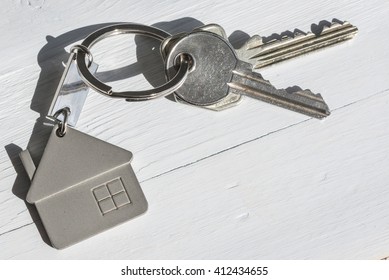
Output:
[{"xmin": 0, "ymin": 0, "xmax": 388, "ymax": 259}]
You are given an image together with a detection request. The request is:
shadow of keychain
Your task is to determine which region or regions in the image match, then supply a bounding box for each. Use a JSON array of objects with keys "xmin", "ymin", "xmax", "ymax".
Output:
[{"xmin": 19, "ymin": 23, "xmax": 190, "ymax": 249}]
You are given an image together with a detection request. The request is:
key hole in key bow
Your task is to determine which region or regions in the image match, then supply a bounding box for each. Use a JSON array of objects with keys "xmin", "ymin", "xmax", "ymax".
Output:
[{"xmin": 174, "ymin": 53, "xmax": 195, "ymax": 73}]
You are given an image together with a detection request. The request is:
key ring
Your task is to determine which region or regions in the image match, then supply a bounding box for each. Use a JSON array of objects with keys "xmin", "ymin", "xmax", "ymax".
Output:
[
  {"xmin": 75, "ymin": 23, "xmax": 190, "ymax": 101},
  {"xmin": 70, "ymin": 45, "xmax": 93, "ymax": 68},
  {"xmin": 53, "ymin": 107, "xmax": 70, "ymax": 137}
]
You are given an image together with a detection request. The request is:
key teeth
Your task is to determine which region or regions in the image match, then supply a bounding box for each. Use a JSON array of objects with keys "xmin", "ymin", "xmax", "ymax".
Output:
[
  {"xmin": 286, "ymin": 87, "xmax": 331, "ymax": 118},
  {"xmin": 286, "ymin": 87, "xmax": 325, "ymax": 100},
  {"xmin": 286, "ymin": 86, "xmax": 307, "ymax": 95},
  {"xmin": 301, "ymin": 89, "xmax": 322, "ymax": 98},
  {"xmin": 245, "ymin": 35, "xmax": 264, "ymax": 49},
  {"xmin": 293, "ymin": 29, "xmax": 307, "ymax": 37},
  {"xmin": 314, "ymin": 19, "xmax": 358, "ymax": 36},
  {"xmin": 247, "ymin": 19, "xmax": 356, "ymax": 49},
  {"xmin": 332, "ymin": 18, "xmax": 347, "ymax": 25},
  {"xmin": 241, "ymin": 19, "xmax": 357, "ymax": 69},
  {"xmin": 331, "ymin": 21, "xmax": 342, "ymax": 28},
  {"xmin": 281, "ymin": 34, "xmax": 289, "ymax": 40},
  {"xmin": 264, "ymin": 18, "xmax": 356, "ymax": 43}
]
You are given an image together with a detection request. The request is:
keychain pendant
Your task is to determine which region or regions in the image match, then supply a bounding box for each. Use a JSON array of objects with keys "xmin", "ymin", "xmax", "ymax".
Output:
[
  {"xmin": 20, "ymin": 121, "xmax": 147, "ymax": 249},
  {"xmin": 17, "ymin": 24, "xmax": 180, "ymax": 249}
]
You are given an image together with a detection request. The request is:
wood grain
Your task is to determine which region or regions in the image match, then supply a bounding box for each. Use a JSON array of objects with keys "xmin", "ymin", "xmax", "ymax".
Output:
[{"xmin": 0, "ymin": 0, "xmax": 388, "ymax": 259}]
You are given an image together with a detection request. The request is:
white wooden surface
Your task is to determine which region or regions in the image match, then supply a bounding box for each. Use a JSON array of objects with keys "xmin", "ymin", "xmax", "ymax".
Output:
[{"xmin": 0, "ymin": 0, "xmax": 388, "ymax": 259}]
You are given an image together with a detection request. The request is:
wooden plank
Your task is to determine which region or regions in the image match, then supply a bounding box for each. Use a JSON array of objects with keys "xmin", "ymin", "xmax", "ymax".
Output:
[
  {"xmin": 1, "ymin": 91, "xmax": 389, "ymax": 259},
  {"xmin": 0, "ymin": 0, "xmax": 388, "ymax": 258}
]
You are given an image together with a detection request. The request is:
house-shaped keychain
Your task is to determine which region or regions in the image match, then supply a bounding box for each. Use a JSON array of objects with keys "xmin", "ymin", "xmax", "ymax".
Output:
[{"xmin": 20, "ymin": 124, "xmax": 148, "ymax": 249}]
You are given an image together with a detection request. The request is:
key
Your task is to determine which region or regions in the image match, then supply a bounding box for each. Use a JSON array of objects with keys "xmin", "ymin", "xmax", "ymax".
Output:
[
  {"xmin": 236, "ymin": 19, "xmax": 358, "ymax": 69},
  {"xmin": 162, "ymin": 19, "xmax": 357, "ymax": 112},
  {"xmin": 164, "ymin": 29, "xmax": 330, "ymax": 118},
  {"xmin": 228, "ymin": 62, "xmax": 330, "ymax": 118}
]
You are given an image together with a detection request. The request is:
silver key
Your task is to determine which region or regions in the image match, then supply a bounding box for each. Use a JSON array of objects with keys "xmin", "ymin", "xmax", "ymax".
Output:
[
  {"xmin": 162, "ymin": 20, "xmax": 357, "ymax": 112},
  {"xmin": 236, "ymin": 19, "xmax": 358, "ymax": 69},
  {"xmin": 164, "ymin": 30, "xmax": 330, "ymax": 118}
]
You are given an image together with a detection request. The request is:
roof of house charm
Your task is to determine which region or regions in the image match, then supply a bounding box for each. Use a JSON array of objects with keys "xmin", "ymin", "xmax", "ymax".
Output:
[{"xmin": 20, "ymin": 124, "xmax": 148, "ymax": 249}]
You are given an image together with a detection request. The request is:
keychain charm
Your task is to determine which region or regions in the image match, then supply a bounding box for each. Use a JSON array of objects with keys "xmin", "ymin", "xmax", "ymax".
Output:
[
  {"xmin": 19, "ymin": 23, "xmax": 189, "ymax": 249},
  {"xmin": 20, "ymin": 108, "xmax": 147, "ymax": 249}
]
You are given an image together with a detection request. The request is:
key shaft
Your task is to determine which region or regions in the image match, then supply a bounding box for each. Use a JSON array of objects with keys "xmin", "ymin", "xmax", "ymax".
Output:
[
  {"xmin": 238, "ymin": 20, "xmax": 358, "ymax": 68},
  {"xmin": 229, "ymin": 62, "xmax": 330, "ymax": 118}
]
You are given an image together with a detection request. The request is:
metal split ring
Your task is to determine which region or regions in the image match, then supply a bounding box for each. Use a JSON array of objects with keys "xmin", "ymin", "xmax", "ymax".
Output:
[
  {"xmin": 74, "ymin": 23, "xmax": 190, "ymax": 101},
  {"xmin": 53, "ymin": 107, "xmax": 70, "ymax": 137},
  {"xmin": 70, "ymin": 45, "xmax": 93, "ymax": 68}
]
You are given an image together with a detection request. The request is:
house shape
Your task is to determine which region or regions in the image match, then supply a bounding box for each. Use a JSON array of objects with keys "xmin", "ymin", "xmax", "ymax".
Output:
[{"xmin": 20, "ymin": 125, "xmax": 148, "ymax": 249}]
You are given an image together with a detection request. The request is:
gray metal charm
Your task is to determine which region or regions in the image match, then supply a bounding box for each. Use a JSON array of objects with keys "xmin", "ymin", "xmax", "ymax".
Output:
[{"xmin": 20, "ymin": 124, "xmax": 147, "ymax": 249}]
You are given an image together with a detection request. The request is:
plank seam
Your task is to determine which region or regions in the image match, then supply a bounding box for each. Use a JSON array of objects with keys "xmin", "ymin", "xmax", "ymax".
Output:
[
  {"xmin": 141, "ymin": 87, "xmax": 389, "ymax": 183},
  {"xmin": 0, "ymin": 222, "xmax": 34, "ymax": 238},
  {"xmin": 1, "ymin": 88, "xmax": 388, "ymax": 237}
]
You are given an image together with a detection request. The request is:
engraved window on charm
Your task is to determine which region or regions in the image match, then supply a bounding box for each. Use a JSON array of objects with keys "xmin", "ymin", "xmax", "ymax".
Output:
[{"xmin": 92, "ymin": 178, "xmax": 131, "ymax": 215}]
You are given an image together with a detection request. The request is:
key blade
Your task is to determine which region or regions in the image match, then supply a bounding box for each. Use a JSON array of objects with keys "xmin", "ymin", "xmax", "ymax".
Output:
[
  {"xmin": 237, "ymin": 20, "xmax": 358, "ymax": 69},
  {"xmin": 229, "ymin": 68, "xmax": 330, "ymax": 119}
]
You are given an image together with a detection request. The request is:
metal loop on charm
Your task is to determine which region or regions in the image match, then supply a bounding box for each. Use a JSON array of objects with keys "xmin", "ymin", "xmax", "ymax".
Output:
[
  {"xmin": 53, "ymin": 107, "xmax": 70, "ymax": 137},
  {"xmin": 70, "ymin": 44, "xmax": 93, "ymax": 68},
  {"xmin": 75, "ymin": 23, "xmax": 190, "ymax": 101}
]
